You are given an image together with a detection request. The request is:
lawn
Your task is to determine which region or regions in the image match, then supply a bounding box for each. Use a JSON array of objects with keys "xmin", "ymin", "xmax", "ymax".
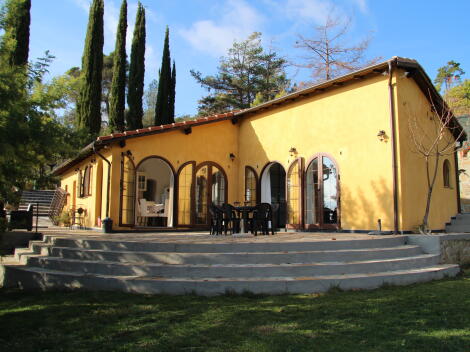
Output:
[{"xmin": 0, "ymin": 270, "xmax": 469, "ymax": 352}]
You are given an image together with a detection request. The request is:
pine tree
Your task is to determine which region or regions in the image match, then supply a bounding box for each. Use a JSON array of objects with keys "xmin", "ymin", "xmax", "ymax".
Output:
[
  {"xmin": 127, "ymin": 2, "xmax": 145, "ymax": 130},
  {"xmin": 155, "ymin": 27, "xmax": 172, "ymax": 125},
  {"xmin": 77, "ymin": 0, "xmax": 104, "ymax": 137},
  {"xmin": 191, "ymin": 32, "xmax": 289, "ymax": 115},
  {"xmin": 0, "ymin": 0, "xmax": 31, "ymax": 67},
  {"xmin": 108, "ymin": 0, "xmax": 127, "ymax": 132},
  {"xmin": 169, "ymin": 60, "xmax": 176, "ymax": 122}
]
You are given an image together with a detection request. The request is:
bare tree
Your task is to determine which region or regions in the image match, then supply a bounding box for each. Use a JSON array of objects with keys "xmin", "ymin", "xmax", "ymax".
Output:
[
  {"xmin": 294, "ymin": 15, "xmax": 380, "ymax": 82},
  {"xmin": 408, "ymin": 92, "xmax": 464, "ymax": 233}
]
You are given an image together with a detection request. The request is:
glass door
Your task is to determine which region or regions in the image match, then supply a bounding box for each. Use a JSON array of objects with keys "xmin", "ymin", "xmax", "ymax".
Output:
[
  {"xmin": 269, "ymin": 163, "xmax": 286, "ymax": 228},
  {"xmin": 304, "ymin": 156, "xmax": 339, "ymax": 229},
  {"xmin": 287, "ymin": 159, "xmax": 301, "ymax": 228},
  {"xmin": 194, "ymin": 163, "xmax": 227, "ymax": 226},
  {"xmin": 195, "ymin": 166, "xmax": 209, "ymax": 225}
]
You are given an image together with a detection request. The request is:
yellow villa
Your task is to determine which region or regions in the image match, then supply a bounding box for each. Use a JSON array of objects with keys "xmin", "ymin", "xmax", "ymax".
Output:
[{"xmin": 53, "ymin": 57, "xmax": 466, "ymax": 234}]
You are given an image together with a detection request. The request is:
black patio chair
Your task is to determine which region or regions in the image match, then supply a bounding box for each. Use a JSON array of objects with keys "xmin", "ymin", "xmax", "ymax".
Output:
[
  {"xmin": 208, "ymin": 203, "xmax": 224, "ymax": 235},
  {"xmin": 267, "ymin": 203, "xmax": 277, "ymax": 235},
  {"xmin": 222, "ymin": 203, "xmax": 241, "ymax": 235},
  {"xmin": 251, "ymin": 203, "xmax": 273, "ymax": 236}
]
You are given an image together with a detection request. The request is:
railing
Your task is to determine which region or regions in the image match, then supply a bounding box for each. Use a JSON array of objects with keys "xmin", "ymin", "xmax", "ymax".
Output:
[{"xmin": 48, "ymin": 187, "xmax": 68, "ymax": 225}]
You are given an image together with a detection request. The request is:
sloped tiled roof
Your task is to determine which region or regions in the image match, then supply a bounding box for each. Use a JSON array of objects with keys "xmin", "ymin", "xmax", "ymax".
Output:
[
  {"xmin": 96, "ymin": 111, "xmax": 239, "ymax": 143},
  {"xmin": 53, "ymin": 56, "xmax": 466, "ymax": 175}
]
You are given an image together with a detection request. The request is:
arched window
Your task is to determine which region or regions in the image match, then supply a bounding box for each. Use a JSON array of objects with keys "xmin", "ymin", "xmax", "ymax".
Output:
[
  {"xmin": 77, "ymin": 170, "xmax": 83, "ymax": 198},
  {"xmin": 82, "ymin": 166, "xmax": 92, "ymax": 197},
  {"xmin": 211, "ymin": 168, "xmax": 226, "ymax": 206},
  {"xmin": 244, "ymin": 166, "xmax": 258, "ymax": 206},
  {"xmin": 443, "ymin": 159, "xmax": 451, "ymax": 188}
]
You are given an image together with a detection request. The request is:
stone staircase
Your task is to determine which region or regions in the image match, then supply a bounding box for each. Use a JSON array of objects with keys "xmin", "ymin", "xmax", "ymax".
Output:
[
  {"xmin": 446, "ymin": 213, "xmax": 470, "ymax": 233},
  {"xmin": 0, "ymin": 235, "xmax": 459, "ymax": 295},
  {"xmin": 18, "ymin": 190, "xmax": 56, "ymax": 216}
]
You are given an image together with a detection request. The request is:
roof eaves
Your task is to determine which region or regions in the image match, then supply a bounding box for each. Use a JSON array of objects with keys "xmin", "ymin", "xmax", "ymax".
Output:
[{"xmin": 51, "ymin": 142, "xmax": 97, "ymax": 176}]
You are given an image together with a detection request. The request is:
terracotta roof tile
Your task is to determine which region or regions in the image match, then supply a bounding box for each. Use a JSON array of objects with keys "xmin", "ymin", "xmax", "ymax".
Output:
[{"xmin": 95, "ymin": 111, "xmax": 236, "ymax": 143}]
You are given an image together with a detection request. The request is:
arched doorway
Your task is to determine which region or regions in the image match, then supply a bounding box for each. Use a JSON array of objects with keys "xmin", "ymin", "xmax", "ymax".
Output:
[
  {"xmin": 135, "ymin": 156, "xmax": 175, "ymax": 227},
  {"xmin": 304, "ymin": 154, "xmax": 339, "ymax": 229},
  {"xmin": 194, "ymin": 162, "xmax": 227, "ymax": 225},
  {"xmin": 261, "ymin": 162, "xmax": 286, "ymax": 228}
]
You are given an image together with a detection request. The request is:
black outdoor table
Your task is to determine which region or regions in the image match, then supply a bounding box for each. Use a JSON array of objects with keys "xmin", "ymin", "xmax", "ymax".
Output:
[{"xmin": 234, "ymin": 206, "xmax": 256, "ymax": 234}]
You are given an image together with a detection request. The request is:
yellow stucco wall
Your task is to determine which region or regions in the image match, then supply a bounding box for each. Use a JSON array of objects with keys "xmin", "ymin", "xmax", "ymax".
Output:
[
  {"xmin": 57, "ymin": 69, "xmax": 460, "ymax": 232},
  {"xmin": 59, "ymin": 151, "xmax": 109, "ymax": 229},
  {"xmin": 238, "ymin": 74, "xmax": 395, "ymax": 231},
  {"xmin": 395, "ymin": 70, "xmax": 458, "ymax": 230},
  {"xmin": 109, "ymin": 120, "xmax": 239, "ymax": 230}
]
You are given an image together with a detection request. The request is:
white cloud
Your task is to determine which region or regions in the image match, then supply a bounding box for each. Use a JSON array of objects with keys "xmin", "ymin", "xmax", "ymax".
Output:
[
  {"xmin": 73, "ymin": 0, "xmax": 89, "ymax": 12},
  {"xmin": 178, "ymin": 0, "xmax": 264, "ymax": 56},
  {"xmin": 351, "ymin": 0, "xmax": 368, "ymax": 13},
  {"xmin": 285, "ymin": 0, "xmax": 333, "ymax": 24}
]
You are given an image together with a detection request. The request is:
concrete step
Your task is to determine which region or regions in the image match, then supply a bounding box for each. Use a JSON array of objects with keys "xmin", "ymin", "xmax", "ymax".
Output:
[
  {"xmin": 445, "ymin": 224, "xmax": 470, "ymax": 233},
  {"xmin": 455, "ymin": 213, "xmax": 470, "ymax": 219},
  {"xmin": 446, "ymin": 218, "xmax": 470, "ymax": 226},
  {"xmin": 19, "ymin": 200, "xmax": 52, "ymax": 205},
  {"xmin": 42, "ymin": 245, "xmax": 424, "ymax": 265},
  {"xmin": 20, "ymin": 197, "xmax": 53, "ymax": 202},
  {"xmin": 1, "ymin": 264, "xmax": 459, "ymax": 295},
  {"xmin": 21, "ymin": 191, "xmax": 55, "ymax": 198},
  {"xmin": 26, "ymin": 254, "xmax": 441, "ymax": 278},
  {"xmin": 50, "ymin": 236, "xmax": 406, "ymax": 253},
  {"xmin": 446, "ymin": 213, "xmax": 470, "ymax": 232}
]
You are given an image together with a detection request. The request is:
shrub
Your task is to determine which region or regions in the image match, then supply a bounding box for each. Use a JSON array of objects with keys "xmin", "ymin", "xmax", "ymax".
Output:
[{"xmin": 59, "ymin": 211, "xmax": 71, "ymax": 227}]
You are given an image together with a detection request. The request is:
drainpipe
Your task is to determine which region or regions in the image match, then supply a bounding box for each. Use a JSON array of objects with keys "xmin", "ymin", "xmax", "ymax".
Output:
[
  {"xmin": 388, "ymin": 59, "xmax": 399, "ymax": 234},
  {"xmin": 454, "ymin": 146, "xmax": 461, "ymax": 213},
  {"xmin": 93, "ymin": 143, "xmax": 111, "ymax": 219}
]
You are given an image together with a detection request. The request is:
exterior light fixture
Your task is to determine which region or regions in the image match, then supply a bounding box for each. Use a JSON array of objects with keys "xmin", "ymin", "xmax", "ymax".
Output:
[
  {"xmin": 289, "ymin": 147, "xmax": 298, "ymax": 156},
  {"xmin": 377, "ymin": 130, "xmax": 386, "ymax": 141},
  {"xmin": 229, "ymin": 153, "xmax": 236, "ymax": 161}
]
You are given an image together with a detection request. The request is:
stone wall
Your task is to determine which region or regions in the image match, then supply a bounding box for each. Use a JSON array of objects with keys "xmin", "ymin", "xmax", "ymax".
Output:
[
  {"xmin": 458, "ymin": 148, "xmax": 470, "ymax": 212},
  {"xmin": 441, "ymin": 239, "xmax": 470, "ymax": 266},
  {"xmin": 457, "ymin": 115, "xmax": 470, "ymax": 212},
  {"xmin": 407, "ymin": 233, "xmax": 470, "ymax": 266}
]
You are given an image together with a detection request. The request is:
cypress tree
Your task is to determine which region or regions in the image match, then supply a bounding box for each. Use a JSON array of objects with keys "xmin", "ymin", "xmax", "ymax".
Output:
[
  {"xmin": 127, "ymin": 2, "xmax": 145, "ymax": 130},
  {"xmin": 1, "ymin": 0, "xmax": 31, "ymax": 66},
  {"xmin": 108, "ymin": 0, "xmax": 127, "ymax": 132},
  {"xmin": 77, "ymin": 0, "xmax": 104, "ymax": 137},
  {"xmin": 169, "ymin": 60, "xmax": 176, "ymax": 122},
  {"xmin": 155, "ymin": 26, "xmax": 171, "ymax": 125}
]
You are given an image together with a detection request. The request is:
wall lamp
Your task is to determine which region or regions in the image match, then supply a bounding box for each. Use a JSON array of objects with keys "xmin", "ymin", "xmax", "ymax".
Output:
[
  {"xmin": 289, "ymin": 147, "xmax": 298, "ymax": 157},
  {"xmin": 229, "ymin": 153, "xmax": 236, "ymax": 162},
  {"xmin": 377, "ymin": 130, "xmax": 387, "ymax": 142}
]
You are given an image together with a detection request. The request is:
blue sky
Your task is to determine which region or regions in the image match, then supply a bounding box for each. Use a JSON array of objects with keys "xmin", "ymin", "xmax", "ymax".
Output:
[{"xmin": 27, "ymin": 0, "xmax": 470, "ymax": 117}]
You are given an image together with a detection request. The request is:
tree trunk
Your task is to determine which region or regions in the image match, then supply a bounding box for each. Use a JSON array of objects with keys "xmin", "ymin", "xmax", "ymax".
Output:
[{"xmin": 421, "ymin": 154, "xmax": 440, "ymax": 233}]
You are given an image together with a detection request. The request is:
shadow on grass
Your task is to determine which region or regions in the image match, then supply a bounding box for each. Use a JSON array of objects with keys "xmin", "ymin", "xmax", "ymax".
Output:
[{"xmin": 0, "ymin": 273, "xmax": 469, "ymax": 352}]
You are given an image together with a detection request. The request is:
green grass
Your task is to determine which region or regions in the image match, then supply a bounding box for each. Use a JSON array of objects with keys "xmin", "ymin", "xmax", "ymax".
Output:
[{"xmin": 0, "ymin": 271, "xmax": 469, "ymax": 352}]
